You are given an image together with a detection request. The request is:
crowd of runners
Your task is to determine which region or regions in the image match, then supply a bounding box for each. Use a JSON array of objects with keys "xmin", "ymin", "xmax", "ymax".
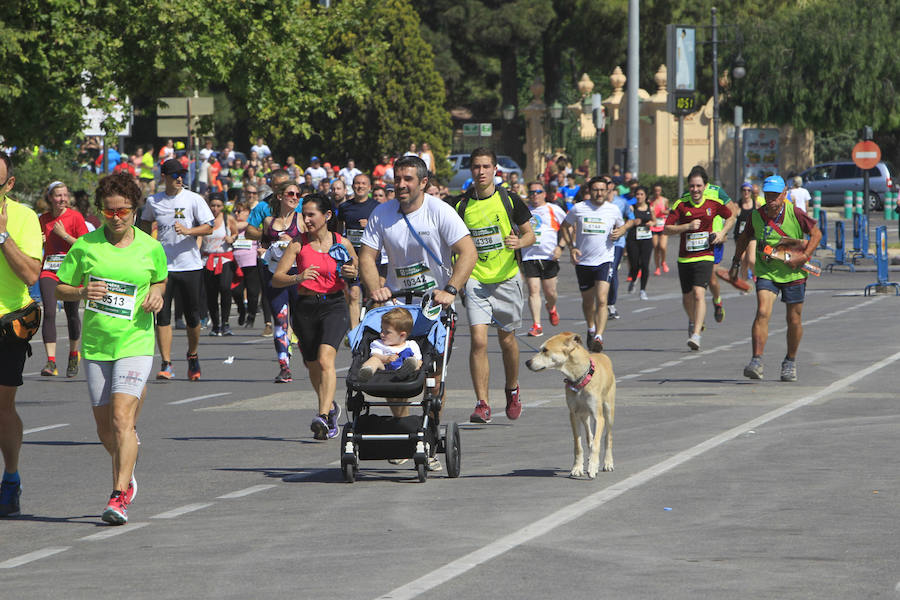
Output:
[{"xmin": 0, "ymin": 143, "xmax": 821, "ymax": 524}]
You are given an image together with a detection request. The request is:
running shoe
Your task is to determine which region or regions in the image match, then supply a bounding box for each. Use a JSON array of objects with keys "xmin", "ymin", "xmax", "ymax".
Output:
[
  {"xmin": 505, "ymin": 386, "xmax": 523, "ymax": 420},
  {"xmin": 780, "ymin": 359, "xmax": 797, "ymax": 382},
  {"xmin": 101, "ymin": 490, "xmax": 128, "ymax": 525},
  {"xmin": 310, "ymin": 414, "xmax": 329, "ymax": 440},
  {"xmin": 327, "ymin": 401, "xmax": 341, "ymax": 439},
  {"xmin": 713, "ymin": 298, "xmax": 725, "ymax": 323},
  {"xmin": 221, "ymin": 324, "xmax": 234, "ymax": 336},
  {"xmin": 125, "ymin": 474, "xmax": 137, "ymax": 504},
  {"xmin": 608, "ymin": 306, "xmax": 620, "ymax": 320},
  {"xmin": 388, "ymin": 458, "xmax": 409, "ymax": 465},
  {"xmin": 639, "ymin": 290, "xmax": 649, "ymax": 301},
  {"xmin": 744, "ymin": 357, "xmax": 764, "ymax": 380},
  {"xmin": 687, "ymin": 333, "xmax": 701, "ymax": 351},
  {"xmin": 469, "ymin": 401, "xmax": 492, "ymax": 424},
  {"xmin": 156, "ymin": 362, "xmax": 174, "ymax": 380},
  {"xmin": 654, "ymin": 267, "xmax": 661, "ymax": 276},
  {"xmin": 274, "ymin": 362, "xmax": 292, "ymax": 383},
  {"xmin": 527, "ymin": 324, "xmax": 543, "ymax": 337},
  {"xmin": 40, "ymin": 359, "xmax": 57, "ymax": 377},
  {"xmin": 245, "ymin": 315, "xmax": 256, "ymax": 329},
  {"xmin": 662, "ymin": 262, "xmax": 670, "ymax": 273},
  {"xmin": 547, "ymin": 305, "xmax": 560, "ymax": 326},
  {"xmin": 627, "ymin": 281, "xmax": 635, "ymax": 293},
  {"xmin": 262, "ymin": 323, "xmax": 273, "ymax": 337},
  {"xmin": 66, "ymin": 352, "xmax": 80, "ymax": 378},
  {"xmin": 0, "ymin": 478, "xmax": 21, "ymax": 517},
  {"xmin": 187, "ymin": 353, "xmax": 201, "ymax": 381},
  {"xmin": 427, "ymin": 457, "xmax": 442, "ymax": 471},
  {"xmin": 590, "ymin": 335, "xmax": 604, "ymax": 352},
  {"xmin": 208, "ymin": 328, "xmax": 221, "ymax": 337}
]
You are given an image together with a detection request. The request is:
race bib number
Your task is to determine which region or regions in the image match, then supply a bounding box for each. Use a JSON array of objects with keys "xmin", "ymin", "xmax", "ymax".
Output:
[
  {"xmin": 272, "ymin": 240, "xmax": 290, "ymax": 249},
  {"xmin": 582, "ymin": 217, "xmax": 606, "ymax": 235},
  {"xmin": 655, "ymin": 218, "xmax": 665, "ymax": 228},
  {"xmin": 232, "ymin": 238, "xmax": 253, "ymax": 251},
  {"xmin": 43, "ymin": 253, "xmax": 66, "ymax": 272},
  {"xmin": 395, "ymin": 262, "xmax": 436, "ymax": 292},
  {"xmin": 471, "ymin": 225, "xmax": 504, "ymax": 254},
  {"xmin": 85, "ymin": 276, "xmax": 137, "ymax": 320},
  {"xmin": 686, "ymin": 231, "xmax": 710, "ymax": 252},
  {"xmin": 737, "ymin": 221, "xmax": 746, "ymax": 235},
  {"xmin": 636, "ymin": 226, "xmax": 652, "ymax": 240},
  {"xmin": 345, "ymin": 228, "xmax": 364, "ymax": 247}
]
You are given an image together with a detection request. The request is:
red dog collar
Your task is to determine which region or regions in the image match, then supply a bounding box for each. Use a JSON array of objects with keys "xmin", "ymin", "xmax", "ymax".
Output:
[{"xmin": 565, "ymin": 358, "xmax": 595, "ymax": 391}]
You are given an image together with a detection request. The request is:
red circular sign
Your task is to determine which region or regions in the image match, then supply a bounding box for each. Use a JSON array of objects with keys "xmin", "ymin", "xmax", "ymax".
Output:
[{"xmin": 853, "ymin": 140, "xmax": 881, "ymax": 170}]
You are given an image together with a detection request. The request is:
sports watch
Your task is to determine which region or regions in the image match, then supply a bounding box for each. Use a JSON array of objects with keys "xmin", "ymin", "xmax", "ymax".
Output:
[
  {"xmin": 0, "ymin": 232, "xmax": 9, "ymax": 245},
  {"xmin": 442, "ymin": 284, "xmax": 458, "ymax": 296}
]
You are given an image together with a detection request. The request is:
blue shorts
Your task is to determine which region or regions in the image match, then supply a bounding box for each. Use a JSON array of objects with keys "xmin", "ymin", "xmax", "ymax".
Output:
[
  {"xmin": 756, "ymin": 277, "xmax": 806, "ymax": 304},
  {"xmin": 713, "ymin": 243, "xmax": 724, "ymax": 264},
  {"xmin": 575, "ymin": 263, "xmax": 614, "ymax": 291}
]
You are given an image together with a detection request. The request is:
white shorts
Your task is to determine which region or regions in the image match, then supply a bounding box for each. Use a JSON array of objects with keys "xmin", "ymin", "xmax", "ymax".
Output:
[
  {"xmin": 463, "ymin": 275, "xmax": 524, "ymax": 332},
  {"xmin": 85, "ymin": 356, "xmax": 154, "ymax": 407}
]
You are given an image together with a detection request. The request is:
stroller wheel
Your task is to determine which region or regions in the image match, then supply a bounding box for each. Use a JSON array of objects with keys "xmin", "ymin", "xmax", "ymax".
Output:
[
  {"xmin": 444, "ymin": 422, "xmax": 461, "ymax": 478},
  {"xmin": 342, "ymin": 459, "xmax": 357, "ymax": 483},
  {"xmin": 415, "ymin": 461, "xmax": 427, "ymax": 483}
]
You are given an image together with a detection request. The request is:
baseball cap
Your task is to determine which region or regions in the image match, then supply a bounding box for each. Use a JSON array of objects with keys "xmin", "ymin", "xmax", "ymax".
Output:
[
  {"xmin": 762, "ymin": 175, "xmax": 785, "ymax": 193},
  {"xmin": 310, "ymin": 156, "xmax": 320, "ymax": 162},
  {"xmin": 161, "ymin": 158, "xmax": 186, "ymax": 177},
  {"xmin": 385, "ymin": 184, "xmax": 395, "ymax": 191},
  {"xmin": 741, "ymin": 182, "xmax": 753, "ymax": 190}
]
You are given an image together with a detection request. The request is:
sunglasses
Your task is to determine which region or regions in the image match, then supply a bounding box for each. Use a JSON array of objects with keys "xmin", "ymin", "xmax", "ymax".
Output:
[
  {"xmin": 284, "ymin": 191, "xmax": 301, "ymax": 198},
  {"xmin": 167, "ymin": 172, "xmax": 184, "ymax": 179},
  {"xmin": 101, "ymin": 207, "xmax": 134, "ymax": 219},
  {"xmin": 528, "ymin": 189, "xmax": 545, "ymax": 195}
]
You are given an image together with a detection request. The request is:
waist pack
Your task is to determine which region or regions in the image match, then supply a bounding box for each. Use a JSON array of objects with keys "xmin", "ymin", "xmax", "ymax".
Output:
[{"xmin": 1, "ymin": 301, "xmax": 42, "ymax": 343}]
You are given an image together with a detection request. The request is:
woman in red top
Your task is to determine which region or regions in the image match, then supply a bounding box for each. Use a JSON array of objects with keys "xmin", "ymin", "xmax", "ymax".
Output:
[
  {"xmin": 38, "ymin": 181, "xmax": 89, "ymax": 377},
  {"xmin": 273, "ymin": 193, "xmax": 357, "ymax": 441}
]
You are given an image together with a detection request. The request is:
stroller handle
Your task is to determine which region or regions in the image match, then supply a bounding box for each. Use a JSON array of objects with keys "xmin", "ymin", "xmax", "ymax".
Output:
[{"xmin": 363, "ymin": 290, "xmax": 428, "ymax": 311}]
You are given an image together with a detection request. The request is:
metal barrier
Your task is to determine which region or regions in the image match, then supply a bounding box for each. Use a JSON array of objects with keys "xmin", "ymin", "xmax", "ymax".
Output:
[
  {"xmin": 825, "ymin": 220, "xmax": 855, "ymax": 272},
  {"xmin": 864, "ymin": 226, "xmax": 900, "ymax": 296},
  {"xmin": 817, "ymin": 210, "xmax": 833, "ymax": 251},
  {"xmin": 851, "ymin": 213, "xmax": 872, "ymax": 260}
]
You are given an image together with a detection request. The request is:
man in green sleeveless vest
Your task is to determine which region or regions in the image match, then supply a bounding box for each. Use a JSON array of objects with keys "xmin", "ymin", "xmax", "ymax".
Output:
[
  {"xmin": 729, "ymin": 175, "xmax": 821, "ymax": 382},
  {"xmin": 455, "ymin": 148, "xmax": 535, "ymax": 424}
]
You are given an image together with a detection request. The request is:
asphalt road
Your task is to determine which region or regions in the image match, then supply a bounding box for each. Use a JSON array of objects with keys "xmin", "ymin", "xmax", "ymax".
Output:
[{"xmin": 3, "ymin": 233, "xmax": 900, "ymax": 599}]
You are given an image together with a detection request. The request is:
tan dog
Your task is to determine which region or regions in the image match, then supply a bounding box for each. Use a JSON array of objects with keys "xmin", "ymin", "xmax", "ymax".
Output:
[{"xmin": 525, "ymin": 332, "xmax": 615, "ymax": 478}]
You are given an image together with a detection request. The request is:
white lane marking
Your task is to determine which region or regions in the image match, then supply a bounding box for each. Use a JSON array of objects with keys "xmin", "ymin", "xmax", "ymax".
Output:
[
  {"xmin": 80, "ymin": 522, "xmax": 150, "ymax": 541},
  {"xmin": 659, "ymin": 361, "xmax": 680, "ymax": 368},
  {"xmin": 239, "ymin": 338, "xmax": 268, "ymax": 345},
  {"xmin": 168, "ymin": 392, "xmax": 231, "ymax": 406},
  {"xmin": 639, "ymin": 367, "xmax": 662, "ymax": 374},
  {"xmin": 150, "ymin": 503, "xmax": 214, "ymax": 519},
  {"xmin": 217, "ymin": 484, "xmax": 276, "ymax": 499},
  {"xmin": 22, "ymin": 372, "xmax": 40, "ymax": 377},
  {"xmin": 617, "ymin": 374, "xmax": 640, "ymax": 381},
  {"xmin": 23, "ymin": 423, "xmax": 69, "ymax": 435},
  {"xmin": 0, "ymin": 547, "xmax": 70, "ymax": 569},
  {"xmin": 632, "ymin": 307, "xmax": 655, "ymax": 313},
  {"xmin": 529, "ymin": 399, "xmax": 553, "ymax": 407},
  {"xmin": 376, "ymin": 347, "xmax": 900, "ymax": 600}
]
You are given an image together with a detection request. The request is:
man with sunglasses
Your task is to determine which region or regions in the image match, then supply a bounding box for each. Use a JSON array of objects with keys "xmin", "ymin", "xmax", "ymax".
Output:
[
  {"xmin": 140, "ymin": 158, "xmax": 214, "ymax": 380},
  {"xmin": 0, "ymin": 154, "xmax": 42, "ymax": 517},
  {"xmin": 521, "ymin": 182, "xmax": 566, "ymax": 337}
]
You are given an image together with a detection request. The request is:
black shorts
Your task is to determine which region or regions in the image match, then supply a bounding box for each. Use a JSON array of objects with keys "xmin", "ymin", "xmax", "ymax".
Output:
[
  {"xmin": 0, "ymin": 339, "xmax": 30, "ymax": 387},
  {"xmin": 522, "ymin": 260, "xmax": 560, "ymax": 280},
  {"xmin": 158, "ymin": 269, "xmax": 204, "ymax": 327},
  {"xmin": 291, "ymin": 294, "xmax": 350, "ymax": 362},
  {"xmin": 677, "ymin": 261, "xmax": 714, "ymax": 294},
  {"xmin": 575, "ymin": 263, "xmax": 614, "ymax": 292}
]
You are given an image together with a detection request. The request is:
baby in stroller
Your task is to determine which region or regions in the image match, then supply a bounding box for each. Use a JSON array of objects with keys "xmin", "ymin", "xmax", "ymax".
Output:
[{"xmin": 357, "ymin": 307, "xmax": 422, "ymax": 382}]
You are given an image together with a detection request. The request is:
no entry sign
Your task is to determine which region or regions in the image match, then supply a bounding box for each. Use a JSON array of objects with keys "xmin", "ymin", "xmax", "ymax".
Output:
[{"xmin": 853, "ymin": 140, "xmax": 881, "ymax": 170}]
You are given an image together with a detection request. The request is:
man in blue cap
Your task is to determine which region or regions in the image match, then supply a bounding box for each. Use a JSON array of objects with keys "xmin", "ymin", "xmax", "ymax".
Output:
[
  {"xmin": 729, "ymin": 174, "xmax": 821, "ymax": 382},
  {"xmin": 305, "ymin": 156, "xmax": 327, "ymax": 189}
]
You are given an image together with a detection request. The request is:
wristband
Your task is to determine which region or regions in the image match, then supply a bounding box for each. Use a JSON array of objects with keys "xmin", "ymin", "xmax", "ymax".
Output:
[{"xmin": 443, "ymin": 284, "xmax": 458, "ymax": 296}]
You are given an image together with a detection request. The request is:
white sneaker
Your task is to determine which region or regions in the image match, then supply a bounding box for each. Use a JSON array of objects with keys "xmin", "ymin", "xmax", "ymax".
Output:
[
  {"xmin": 639, "ymin": 290, "xmax": 649, "ymax": 300},
  {"xmin": 687, "ymin": 333, "xmax": 701, "ymax": 350},
  {"xmin": 427, "ymin": 457, "xmax": 442, "ymax": 471}
]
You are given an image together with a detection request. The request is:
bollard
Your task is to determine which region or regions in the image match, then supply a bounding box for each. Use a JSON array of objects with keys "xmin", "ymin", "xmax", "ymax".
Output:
[
  {"xmin": 860, "ymin": 214, "xmax": 870, "ymax": 257},
  {"xmin": 843, "ymin": 190, "xmax": 853, "ymax": 219},
  {"xmin": 888, "ymin": 191, "xmax": 897, "ymax": 221},
  {"xmin": 863, "ymin": 226, "xmax": 900, "ymax": 295},
  {"xmin": 812, "ymin": 190, "xmax": 821, "ymax": 219},
  {"xmin": 854, "ymin": 191, "xmax": 864, "ymax": 215},
  {"xmin": 825, "ymin": 220, "xmax": 855, "ymax": 272}
]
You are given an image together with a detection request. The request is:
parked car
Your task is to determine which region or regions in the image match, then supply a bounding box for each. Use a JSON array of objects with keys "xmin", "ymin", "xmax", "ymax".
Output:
[
  {"xmin": 448, "ymin": 153, "xmax": 524, "ymax": 191},
  {"xmin": 798, "ymin": 160, "xmax": 896, "ymax": 211}
]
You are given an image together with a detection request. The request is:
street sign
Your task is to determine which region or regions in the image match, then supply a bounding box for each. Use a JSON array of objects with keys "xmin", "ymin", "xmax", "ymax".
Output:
[
  {"xmin": 157, "ymin": 116, "xmax": 207, "ymax": 138},
  {"xmin": 479, "ymin": 123, "xmax": 492, "ymax": 137},
  {"xmin": 462, "ymin": 123, "xmax": 479, "ymax": 136},
  {"xmin": 852, "ymin": 140, "xmax": 881, "ymax": 170},
  {"xmin": 157, "ymin": 96, "xmax": 214, "ymax": 117}
]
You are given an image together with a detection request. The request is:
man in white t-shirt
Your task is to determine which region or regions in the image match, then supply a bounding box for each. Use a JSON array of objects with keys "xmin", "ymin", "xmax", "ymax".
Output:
[
  {"xmin": 199, "ymin": 139, "xmax": 214, "ymax": 162},
  {"xmin": 359, "ymin": 155, "xmax": 476, "ymax": 443},
  {"xmin": 339, "ymin": 159, "xmax": 362, "ymax": 189},
  {"xmin": 521, "ymin": 180, "xmax": 567, "ymax": 337},
  {"xmin": 559, "ymin": 176, "xmax": 626, "ymax": 351},
  {"xmin": 250, "ymin": 137, "xmax": 272, "ymax": 160},
  {"xmin": 305, "ymin": 156, "xmax": 327, "ymax": 188},
  {"xmin": 788, "ymin": 176, "xmax": 810, "ymax": 213},
  {"xmin": 140, "ymin": 159, "xmax": 214, "ymax": 381}
]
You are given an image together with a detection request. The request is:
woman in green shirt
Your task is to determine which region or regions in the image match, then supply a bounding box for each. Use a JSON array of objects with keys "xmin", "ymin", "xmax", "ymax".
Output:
[{"xmin": 56, "ymin": 172, "xmax": 168, "ymax": 525}]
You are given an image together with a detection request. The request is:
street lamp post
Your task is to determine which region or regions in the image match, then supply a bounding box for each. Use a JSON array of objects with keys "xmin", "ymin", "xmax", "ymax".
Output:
[{"xmin": 711, "ymin": 7, "xmax": 720, "ymax": 185}]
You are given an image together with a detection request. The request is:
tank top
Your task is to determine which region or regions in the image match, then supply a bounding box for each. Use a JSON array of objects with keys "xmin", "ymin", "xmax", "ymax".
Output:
[
  {"xmin": 650, "ymin": 198, "xmax": 668, "ymax": 232},
  {"xmin": 628, "ymin": 206, "xmax": 654, "ymax": 242},
  {"xmin": 263, "ymin": 212, "xmax": 302, "ymax": 273},
  {"xmin": 294, "ymin": 232, "xmax": 347, "ymax": 295},
  {"xmin": 201, "ymin": 219, "xmax": 232, "ymax": 255}
]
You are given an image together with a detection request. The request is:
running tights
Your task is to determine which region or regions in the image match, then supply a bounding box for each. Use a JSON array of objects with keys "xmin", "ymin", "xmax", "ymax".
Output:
[
  {"xmin": 39, "ymin": 277, "xmax": 81, "ymax": 344},
  {"xmin": 626, "ymin": 238, "xmax": 653, "ymax": 291}
]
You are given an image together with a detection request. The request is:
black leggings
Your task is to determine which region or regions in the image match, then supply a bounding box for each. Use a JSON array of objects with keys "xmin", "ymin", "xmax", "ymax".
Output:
[
  {"xmin": 39, "ymin": 277, "xmax": 81, "ymax": 344},
  {"xmin": 203, "ymin": 263, "xmax": 234, "ymax": 328},
  {"xmin": 232, "ymin": 263, "xmax": 264, "ymax": 321},
  {"xmin": 626, "ymin": 237, "xmax": 653, "ymax": 291}
]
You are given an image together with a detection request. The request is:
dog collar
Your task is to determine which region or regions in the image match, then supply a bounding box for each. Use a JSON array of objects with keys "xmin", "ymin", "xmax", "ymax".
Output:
[{"xmin": 565, "ymin": 358, "xmax": 595, "ymax": 391}]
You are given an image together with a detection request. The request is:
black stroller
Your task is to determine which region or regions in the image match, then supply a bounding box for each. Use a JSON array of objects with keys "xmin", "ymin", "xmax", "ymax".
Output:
[{"xmin": 341, "ymin": 292, "xmax": 459, "ymax": 482}]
